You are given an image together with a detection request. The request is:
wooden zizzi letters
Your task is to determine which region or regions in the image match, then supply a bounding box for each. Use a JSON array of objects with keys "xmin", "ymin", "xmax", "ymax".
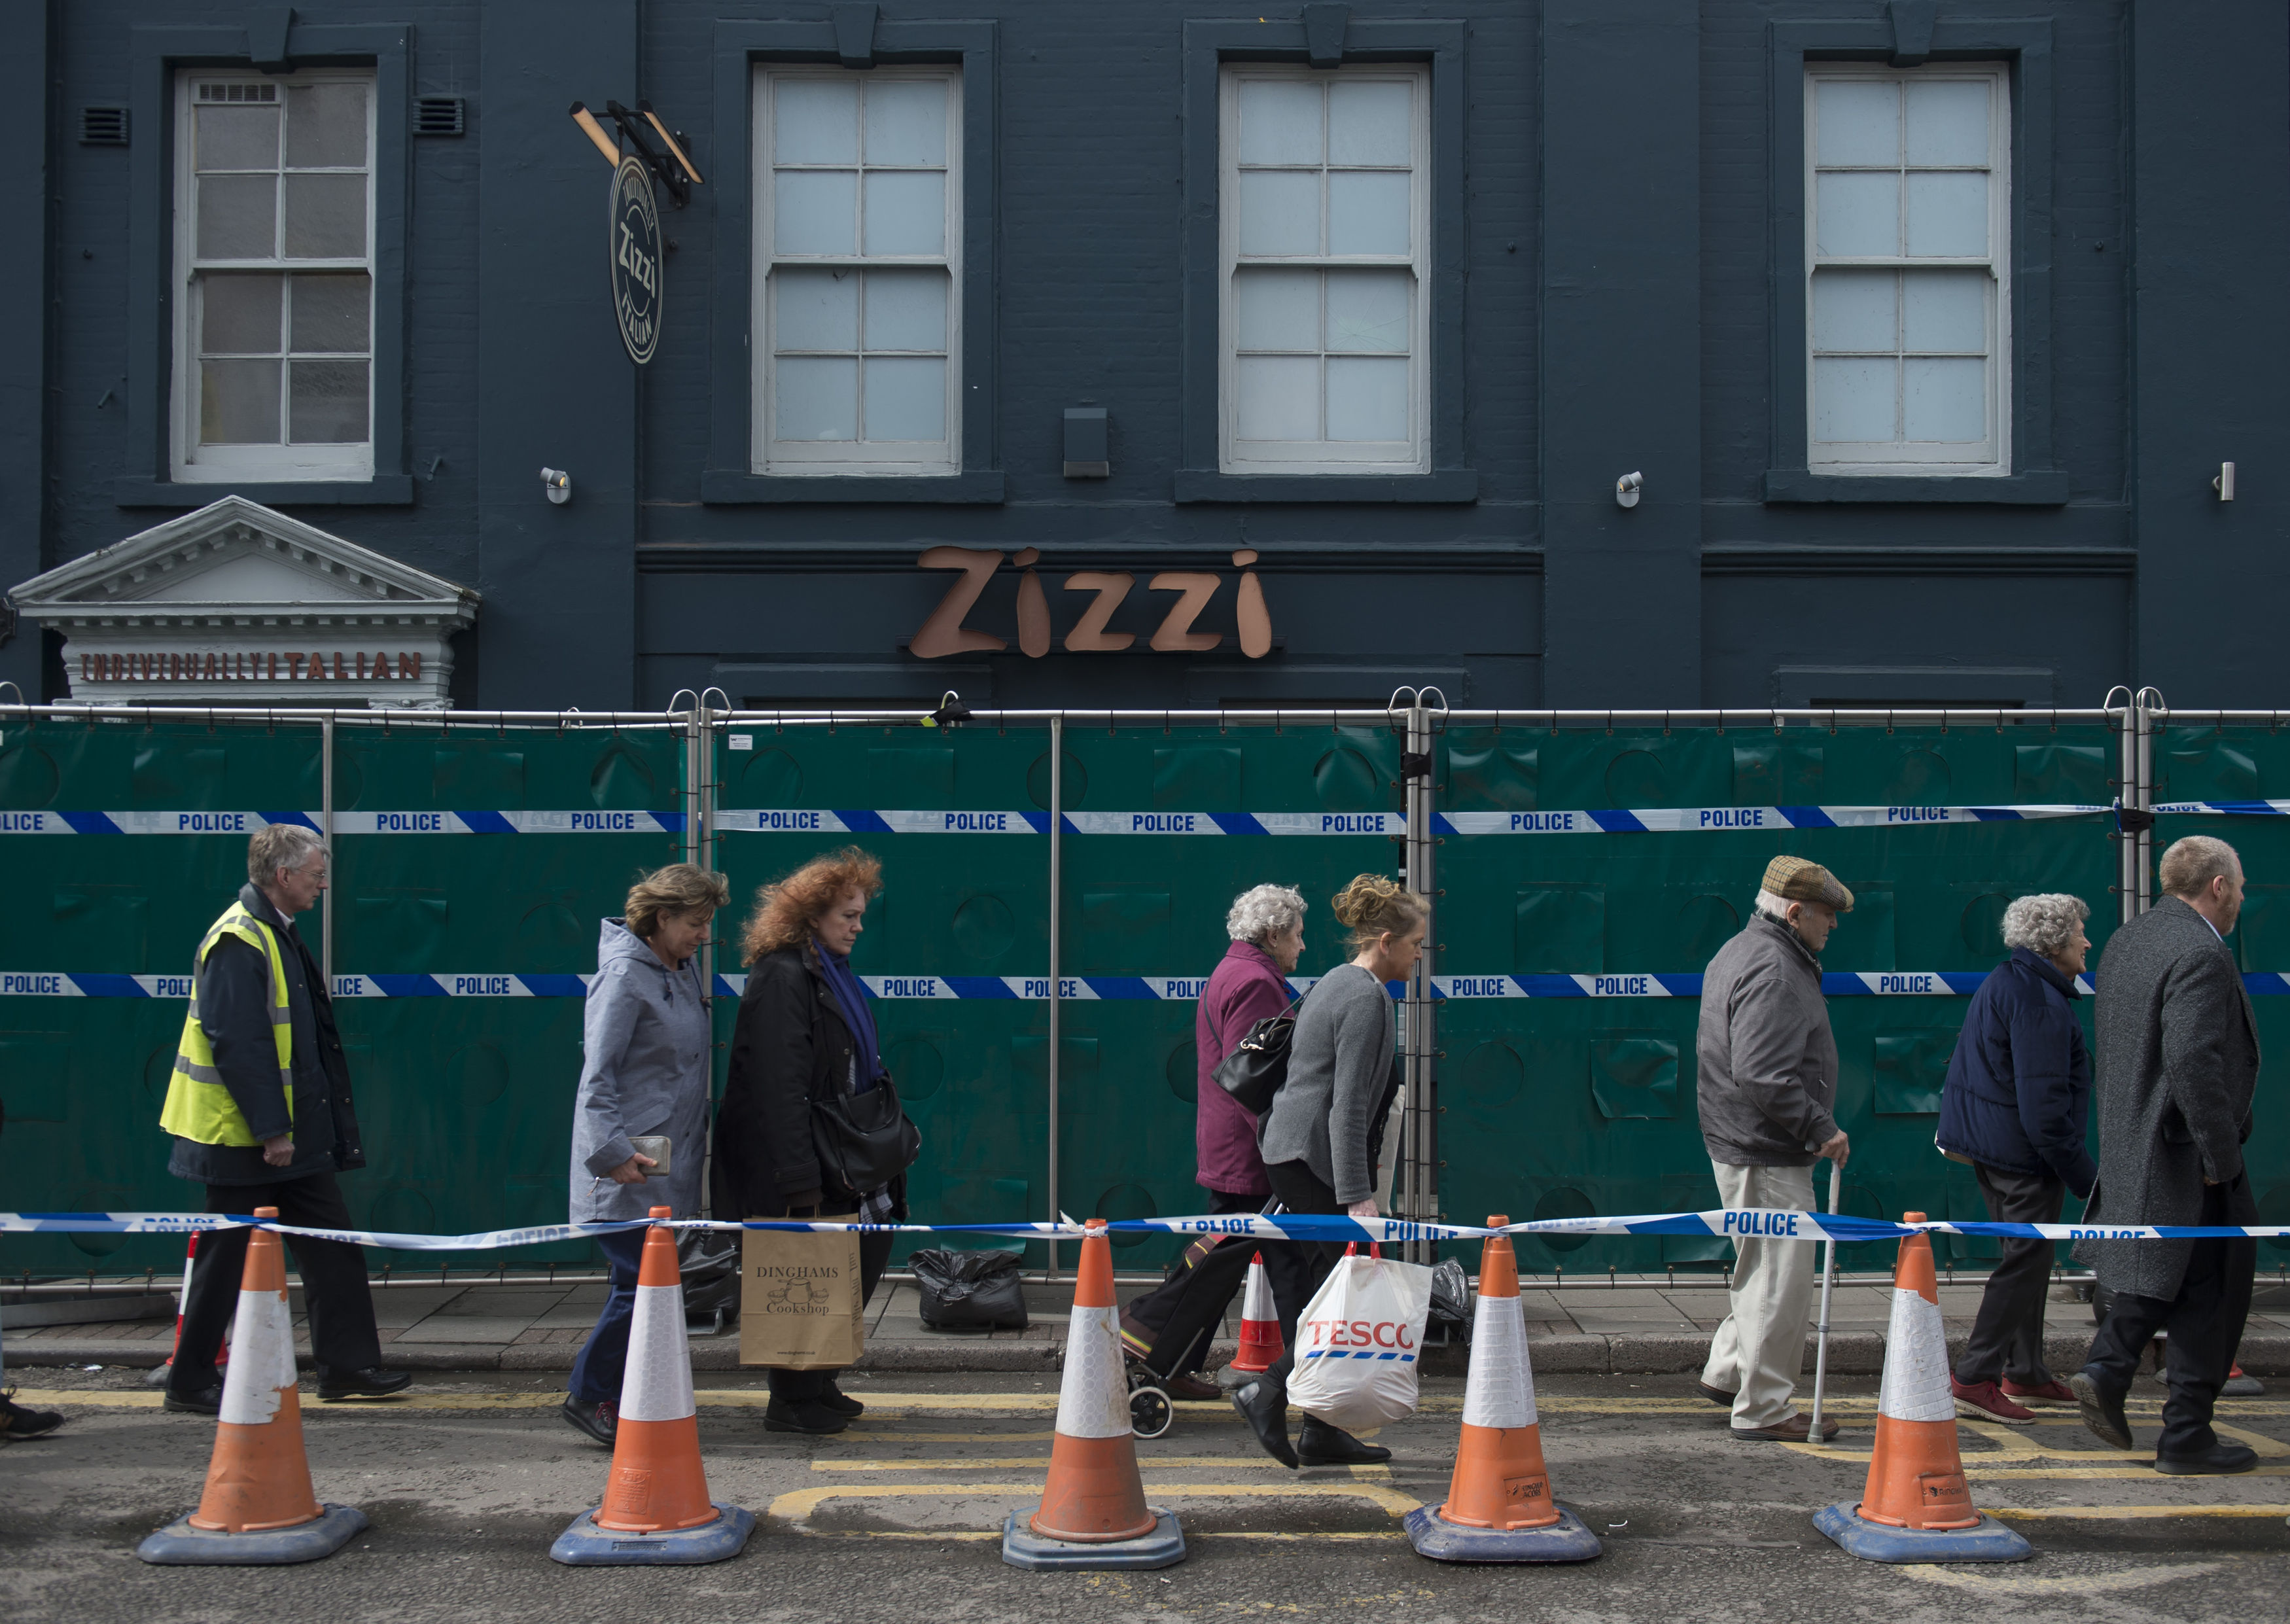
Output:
[{"xmin": 909, "ymin": 549, "xmax": 1271, "ymax": 660}]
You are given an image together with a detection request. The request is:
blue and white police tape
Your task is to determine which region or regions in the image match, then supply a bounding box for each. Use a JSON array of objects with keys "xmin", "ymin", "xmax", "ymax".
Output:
[
  {"xmin": 715, "ymin": 809, "xmax": 1401, "ymax": 836},
  {"xmin": 0, "ymin": 810, "xmax": 685, "ymax": 836},
  {"xmin": 5, "ymin": 1209, "xmax": 2287, "ymax": 1249}
]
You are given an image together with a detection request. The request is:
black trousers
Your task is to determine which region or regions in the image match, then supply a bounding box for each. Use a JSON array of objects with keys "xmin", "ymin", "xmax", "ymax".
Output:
[
  {"xmin": 1956, "ymin": 1160, "xmax": 2067, "ymax": 1386},
  {"xmin": 1117, "ymin": 1190, "xmax": 1313, "ymax": 1379},
  {"xmin": 171, "ymin": 1168, "xmax": 381, "ymax": 1392},
  {"xmin": 1261, "ymin": 1159, "xmax": 1351, "ymax": 1387},
  {"xmin": 2084, "ymin": 1179, "xmax": 2258, "ymax": 1458},
  {"xmin": 766, "ymin": 1228, "xmax": 894, "ymax": 1404}
]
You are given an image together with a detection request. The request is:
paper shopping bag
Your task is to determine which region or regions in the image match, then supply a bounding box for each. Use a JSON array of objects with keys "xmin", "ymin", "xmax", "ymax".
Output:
[{"xmin": 739, "ymin": 1216, "xmax": 866, "ymax": 1369}]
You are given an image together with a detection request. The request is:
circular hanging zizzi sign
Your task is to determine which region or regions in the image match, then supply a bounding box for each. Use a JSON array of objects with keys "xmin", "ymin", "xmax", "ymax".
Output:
[{"xmin": 608, "ymin": 153, "xmax": 661, "ymax": 365}]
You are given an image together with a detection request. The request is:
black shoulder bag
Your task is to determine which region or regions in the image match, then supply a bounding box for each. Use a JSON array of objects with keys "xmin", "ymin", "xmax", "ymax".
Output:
[
  {"xmin": 1210, "ymin": 994, "xmax": 1306, "ymax": 1116},
  {"xmin": 811, "ymin": 1071, "xmax": 922, "ymax": 1197}
]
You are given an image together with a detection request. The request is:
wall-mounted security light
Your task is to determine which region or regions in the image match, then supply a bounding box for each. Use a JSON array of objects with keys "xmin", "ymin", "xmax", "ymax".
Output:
[
  {"xmin": 2214, "ymin": 462, "xmax": 2236, "ymax": 502},
  {"xmin": 1614, "ymin": 470, "xmax": 1643, "ymax": 509},
  {"xmin": 1063, "ymin": 407, "xmax": 1109, "ymax": 479},
  {"xmin": 541, "ymin": 468, "xmax": 571, "ymax": 505}
]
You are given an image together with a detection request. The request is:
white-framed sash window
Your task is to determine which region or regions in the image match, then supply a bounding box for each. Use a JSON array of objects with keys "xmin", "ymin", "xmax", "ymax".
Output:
[
  {"xmin": 754, "ymin": 67, "xmax": 961, "ymax": 475},
  {"xmin": 1806, "ymin": 63, "xmax": 2011, "ymax": 474},
  {"xmin": 172, "ymin": 71, "xmax": 376, "ymax": 483},
  {"xmin": 1219, "ymin": 65, "xmax": 1430, "ymax": 474}
]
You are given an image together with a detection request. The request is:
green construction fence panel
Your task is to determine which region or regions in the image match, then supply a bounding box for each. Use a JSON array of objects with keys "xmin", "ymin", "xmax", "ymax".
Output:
[{"xmin": 1434, "ymin": 720, "xmax": 2121, "ymax": 1274}]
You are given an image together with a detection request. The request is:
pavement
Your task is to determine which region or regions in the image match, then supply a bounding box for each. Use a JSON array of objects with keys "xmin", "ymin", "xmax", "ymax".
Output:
[
  {"xmin": 3, "ymin": 1368, "xmax": 2286, "ymax": 1624},
  {"xmin": 14, "ymin": 1269, "xmax": 2290, "ymax": 1378}
]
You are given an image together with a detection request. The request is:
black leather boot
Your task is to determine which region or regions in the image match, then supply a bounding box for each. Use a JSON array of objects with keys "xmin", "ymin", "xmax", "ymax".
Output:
[
  {"xmin": 1295, "ymin": 1415, "xmax": 1392, "ymax": 1466},
  {"xmin": 1231, "ymin": 1377, "xmax": 1297, "ymax": 1468}
]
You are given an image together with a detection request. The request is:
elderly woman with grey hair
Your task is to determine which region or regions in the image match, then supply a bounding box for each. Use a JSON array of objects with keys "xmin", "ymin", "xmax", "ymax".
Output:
[
  {"xmin": 1114, "ymin": 883, "xmax": 1314, "ymax": 1400},
  {"xmin": 1935, "ymin": 892, "xmax": 2098, "ymax": 1425}
]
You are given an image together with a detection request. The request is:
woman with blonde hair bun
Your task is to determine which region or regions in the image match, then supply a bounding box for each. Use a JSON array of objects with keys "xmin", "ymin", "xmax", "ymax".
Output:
[{"xmin": 1231, "ymin": 873, "xmax": 1424, "ymax": 1471}]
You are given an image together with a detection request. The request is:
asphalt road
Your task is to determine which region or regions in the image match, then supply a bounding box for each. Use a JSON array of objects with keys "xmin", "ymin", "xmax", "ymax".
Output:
[{"xmin": 4, "ymin": 1368, "xmax": 2286, "ymax": 1623}]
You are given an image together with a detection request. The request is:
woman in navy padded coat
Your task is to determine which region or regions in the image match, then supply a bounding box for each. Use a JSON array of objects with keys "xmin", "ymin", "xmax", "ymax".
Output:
[{"xmin": 1935, "ymin": 892, "xmax": 2097, "ymax": 1425}]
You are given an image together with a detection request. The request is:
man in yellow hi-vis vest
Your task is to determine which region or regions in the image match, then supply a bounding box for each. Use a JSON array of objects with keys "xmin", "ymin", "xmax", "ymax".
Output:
[{"xmin": 160, "ymin": 823, "xmax": 409, "ymax": 1413}]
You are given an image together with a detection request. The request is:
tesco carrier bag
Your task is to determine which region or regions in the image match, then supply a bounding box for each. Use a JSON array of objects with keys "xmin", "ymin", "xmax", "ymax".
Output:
[{"xmin": 1283, "ymin": 1243, "xmax": 1434, "ymax": 1432}]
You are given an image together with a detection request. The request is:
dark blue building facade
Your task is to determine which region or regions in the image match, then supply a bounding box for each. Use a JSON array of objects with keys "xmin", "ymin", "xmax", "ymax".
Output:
[{"xmin": 3, "ymin": 1, "xmax": 2284, "ymax": 714}]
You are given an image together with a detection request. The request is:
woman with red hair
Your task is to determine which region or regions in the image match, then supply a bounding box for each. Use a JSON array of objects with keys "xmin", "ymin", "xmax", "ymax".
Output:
[{"xmin": 713, "ymin": 847, "xmax": 906, "ymax": 1434}]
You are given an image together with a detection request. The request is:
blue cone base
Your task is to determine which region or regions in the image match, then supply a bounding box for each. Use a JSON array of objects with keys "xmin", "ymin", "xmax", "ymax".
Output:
[
  {"xmin": 1813, "ymin": 1503, "xmax": 2032, "ymax": 1564},
  {"xmin": 1405, "ymin": 1504, "xmax": 1604, "ymax": 1564},
  {"xmin": 137, "ymin": 1504, "xmax": 368, "ymax": 1566},
  {"xmin": 550, "ymin": 1502, "xmax": 756, "ymax": 1566},
  {"xmin": 1001, "ymin": 1508, "xmax": 1186, "ymax": 1570}
]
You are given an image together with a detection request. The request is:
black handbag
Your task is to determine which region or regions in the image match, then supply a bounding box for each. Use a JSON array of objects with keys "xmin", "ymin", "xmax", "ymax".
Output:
[
  {"xmin": 1210, "ymin": 995, "xmax": 1305, "ymax": 1116},
  {"xmin": 810, "ymin": 1072, "xmax": 923, "ymax": 1197}
]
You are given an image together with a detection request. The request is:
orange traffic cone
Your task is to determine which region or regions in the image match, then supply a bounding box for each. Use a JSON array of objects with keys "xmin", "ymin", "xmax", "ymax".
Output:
[
  {"xmin": 1814, "ymin": 1212, "xmax": 2030, "ymax": 1563},
  {"xmin": 137, "ymin": 1209, "xmax": 367, "ymax": 1564},
  {"xmin": 145, "ymin": 1231, "xmax": 229, "ymax": 1388},
  {"xmin": 1230, "ymin": 1252, "xmax": 1284, "ymax": 1374},
  {"xmin": 552, "ymin": 1207, "xmax": 754, "ymax": 1564},
  {"xmin": 1003, "ymin": 1219, "xmax": 1186, "ymax": 1570},
  {"xmin": 1406, "ymin": 1218, "xmax": 1600, "ymax": 1562}
]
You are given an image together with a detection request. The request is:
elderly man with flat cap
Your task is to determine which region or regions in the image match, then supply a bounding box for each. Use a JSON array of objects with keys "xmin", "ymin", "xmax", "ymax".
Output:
[{"xmin": 1694, "ymin": 855, "xmax": 1853, "ymax": 1441}]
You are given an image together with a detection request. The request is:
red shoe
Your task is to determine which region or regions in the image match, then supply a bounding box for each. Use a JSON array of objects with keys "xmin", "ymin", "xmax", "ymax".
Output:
[
  {"xmin": 1952, "ymin": 1377, "xmax": 2036, "ymax": 1424},
  {"xmin": 2001, "ymin": 1377, "xmax": 2077, "ymax": 1406}
]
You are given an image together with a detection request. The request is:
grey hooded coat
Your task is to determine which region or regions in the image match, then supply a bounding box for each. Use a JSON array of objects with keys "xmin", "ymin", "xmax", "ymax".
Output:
[{"xmin": 568, "ymin": 918, "xmax": 711, "ymax": 1224}]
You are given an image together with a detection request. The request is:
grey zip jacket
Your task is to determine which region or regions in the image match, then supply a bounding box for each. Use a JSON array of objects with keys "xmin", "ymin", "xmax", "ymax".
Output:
[
  {"xmin": 568, "ymin": 918, "xmax": 711, "ymax": 1222},
  {"xmin": 1695, "ymin": 913, "xmax": 1839, "ymax": 1167}
]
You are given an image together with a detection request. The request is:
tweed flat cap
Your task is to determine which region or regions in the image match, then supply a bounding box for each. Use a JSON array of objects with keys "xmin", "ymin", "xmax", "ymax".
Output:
[{"xmin": 1761, "ymin": 855, "xmax": 1854, "ymax": 913}]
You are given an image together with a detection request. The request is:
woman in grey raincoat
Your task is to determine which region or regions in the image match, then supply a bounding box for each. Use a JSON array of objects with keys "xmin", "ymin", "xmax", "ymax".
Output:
[{"xmin": 561, "ymin": 862, "xmax": 728, "ymax": 1445}]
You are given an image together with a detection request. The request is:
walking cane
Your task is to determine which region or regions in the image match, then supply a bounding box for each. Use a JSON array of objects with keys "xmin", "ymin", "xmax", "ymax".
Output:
[{"xmin": 1808, "ymin": 1156, "xmax": 1842, "ymax": 1443}]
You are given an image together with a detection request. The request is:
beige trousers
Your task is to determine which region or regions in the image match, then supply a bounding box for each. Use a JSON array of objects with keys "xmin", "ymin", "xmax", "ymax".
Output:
[{"xmin": 1700, "ymin": 1160, "xmax": 1818, "ymax": 1429}]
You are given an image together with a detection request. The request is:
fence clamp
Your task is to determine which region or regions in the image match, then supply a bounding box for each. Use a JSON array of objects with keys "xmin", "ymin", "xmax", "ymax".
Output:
[{"xmin": 1400, "ymin": 750, "xmax": 1434, "ymax": 781}]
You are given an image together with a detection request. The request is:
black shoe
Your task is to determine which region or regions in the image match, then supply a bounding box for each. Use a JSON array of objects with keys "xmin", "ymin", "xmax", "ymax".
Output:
[
  {"xmin": 1295, "ymin": 1415, "xmax": 1391, "ymax": 1466},
  {"xmin": 815, "ymin": 1379, "xmax": 864, "ymax": 1418},
  {"xmin": 163, "ymin": 1384, "xmax": 224, "ymax": 1416},
  {"xmin": 317, "ymin": 1366, "xmax": 412, "ymax": 1401},
  {"xmin": 1, "ymin": 1393, "xmax": 63, "ymax": 1440},
  {"xmin": 561, "ymin": 1396, "xmax": 618, "ymax": 1445},
  {"xmin": 2068, "ymin": 1370, "xmax": 2134, "ymax": 1450},
  {"xmin": 2155, "ymin": 1441, "xmax": 2259, "ymax": 1475},
  {"xmin": 764, "ymin": 1398, "xmax": 848, "ymax": 1435},
  {"xmin": 1231, "ymin": 1379, "xmax": 1297, "ymax": 1470},
  {"xmin": 1694, "ymin": 1380, "xmax": 1736, "ymax": 1408}
]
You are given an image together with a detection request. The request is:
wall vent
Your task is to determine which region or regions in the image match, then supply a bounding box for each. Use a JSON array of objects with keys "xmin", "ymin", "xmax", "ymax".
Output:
[
  {"xmin": 414, "ymin": 96, "xmax": 465, "ymax": 136},
  {"xmin": 195, "ymin": 82, "xmax": 276, "ymax": 104},
  {"xmin": 79, "ymin": 106, "xmax": 128, "ymax": 145}
]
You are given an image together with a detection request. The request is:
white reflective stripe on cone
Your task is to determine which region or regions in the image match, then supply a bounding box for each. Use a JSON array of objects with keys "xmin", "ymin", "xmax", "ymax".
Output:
[
  {"xmin": 1461, "ymin": 1289, "xmax": 1538, "ymax": 1430},
  {"xmin": 218, "ymin": 1289, "xmax": 298, "ymax": 1426},
  {"xmin": 1877, "ymin": 1286, "xmax": 1954, "ymax": 1422},
  {"xmin": 1056, "ymin": 1303, "xmax": 1131, "ymax": 1439},
  {"xmin": 1240, "ymin": 1256, "xmax": 1277, "ymax": 1322},
  {"xmin": 620, "ymin": 1282, "xmax": 696, "ymax": 1423}
]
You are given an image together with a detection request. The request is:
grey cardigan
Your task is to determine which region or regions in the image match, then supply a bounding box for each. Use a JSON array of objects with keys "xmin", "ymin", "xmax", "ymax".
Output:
[
  {"xmin": 1258, "ymin": 963, "xmax": 1395, "ymax": 1204},
  {"xmin": 568, "ymin": 918, "xmax": 711, "ymax": 1223},
  {"xmin": 1695, "ymin": 913, "xmax": 1840, "ymax": 1167}
]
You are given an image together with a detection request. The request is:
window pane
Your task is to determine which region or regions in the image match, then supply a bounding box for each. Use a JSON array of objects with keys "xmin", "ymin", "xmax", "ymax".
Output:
[
  {"xmin": 1237, "ymin": 169, "xmax": 1320, "ymax": 256},
  {"xmin": 1904, "ymin": 80, "xmax": 1989, "ymax": 167},
  {"xmin": 1328, "ymin": 80, "xmax": 1411, "ymax": 166},
  {"xmin": 288, "ymin": 272, "xmax": 370, "ymax": 353},
  {"xmin": 1325, "ymin": 356, "xmax": 1407, "ymax": 441},
  {"xmin": 1235, "ymin": 355, "xmax": 1321, "ymax": 440},
  {"xmin": 1324, "ymin": 269, "xmax": 1410, "ymax": 353},
  {"xmin": 775, "ymin": 79, "xmax": 858, "ymax": 165},
  {"xmin": 200, "ymin": 358, "xmax": 280, "ymax": 444},
  {"xmin": 775, "ymin": 356, "xmax": 859, "ymax": 440},
  {"xmin": 1810, "ymin": 268, "xmax": 1897, "ymax": 353},
  {"xmin": 1903, "ymin": 357, "xmax": 1985, "ymax": 442},
  {"xmin": 1813, "ymin": 357, "xmax": 1899, "ymax": 442},
  {"xmin": 288, "ymin": 359, "xmax": 369, "ymax": 442},
  {"xmin": 1234, "ymin": 268, "xmax": 1320, "ymax": 351},
  {"xmin": 775, "ymin": 170, "xmax": 856, "ymax": 255},
  {"xmin": 862, "ymin": 356, "xmax": 946, "ymax": 440},
  {"xmin": 1237, "ymin": 80, "xmax": 1322, "ymax": 166},
  {"xmin": 862, "ymin": 171, "xmax": 945, "ymax": 256},
  {"xmin": 863, "ymin": 269, "xmax": 947, "ymax": 353},
  {"xmin": 1815, "ymin": 79, "xmax": 1898, "ymax": 166},
  {"xmin": 1814, "ymin": 171, "xmax": 1899, "ymax": 257},
  {"xmin": 1327, "ymin": 171, "xmax": 1409, "ymax": 255},
  {"xmin": 774, "ymin": 268, "xmax": 860, "ymax": 351},
  {"xmin": 284, "ymin": 83, "xmax": 368, "ymax": 168},
  {"xmin": 1905, "ymin": 172, "xmax": 1987, "ymax": 257},
  {"xmin": 282, "ymin": 173, "xmax": 367, "ymax": 258},
  {"xmin": 200, "ymin": 272, "xmax": 283, "ymax": 354},
  {"xmin": 864, "ymin": 79, "xmax": 947, "ymax": 167},
  {"xmin": 1901, "ymin": 268, "xmax": 1986, "ymax": 353},
  {"xmin": 196, "ymin": 174, "xmax": 277, "ymax": 258},
  {"xmin": 195, "ymin": 105, "xmax": 278, "ymax": 171}
]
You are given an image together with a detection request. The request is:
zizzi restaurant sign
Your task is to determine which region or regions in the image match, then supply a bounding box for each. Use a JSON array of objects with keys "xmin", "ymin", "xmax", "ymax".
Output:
[
  {"xmin": 909, "ymin": 547, "xmax": 1274, "ymax": 659},
  {"xmin": 77, "ymin": 650, "xmax": 427, "ymax": 682}
]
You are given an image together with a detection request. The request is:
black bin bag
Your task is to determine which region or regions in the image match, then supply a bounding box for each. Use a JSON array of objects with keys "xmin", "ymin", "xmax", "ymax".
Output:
[{"xmin": 910, "ymin": 1247, "xmax": 1029, "ymax": 1332}]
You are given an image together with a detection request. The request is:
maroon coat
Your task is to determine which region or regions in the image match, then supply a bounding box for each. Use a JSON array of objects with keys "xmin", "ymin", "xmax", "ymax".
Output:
[{"xmin": 1193, "ymin": 940, "xmax": 1295, "ymax": 1196}]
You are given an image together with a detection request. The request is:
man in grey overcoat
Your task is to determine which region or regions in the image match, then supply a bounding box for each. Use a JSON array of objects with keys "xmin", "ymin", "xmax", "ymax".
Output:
[{"xmin": 2071, "ymin": 836, "xmax": 2260, "ymax": 1474}]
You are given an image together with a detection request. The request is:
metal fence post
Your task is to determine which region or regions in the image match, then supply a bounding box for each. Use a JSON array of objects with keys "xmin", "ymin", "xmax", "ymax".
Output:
[
  {"xmin": 321, "ymin": 715, "xmax": 335, "ymax": 989},
  {"xmin": 2135, "ymin": 687, "xmax": 2161, "ymax": 915},
  {"xmin": 1401, "ymin": 698, "xmax": 1439, "ymax": 1264},
  {"xmin": 1046, "ymin": 714, "xmax": 1063, "ymax": 1280}
]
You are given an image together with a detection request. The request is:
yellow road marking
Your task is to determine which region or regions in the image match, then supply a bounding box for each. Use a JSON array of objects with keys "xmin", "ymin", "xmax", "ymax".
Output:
[
  {"xmin": 1895, "ymin": 1561, "xmax": 2221, "ymax": 1594},
  {"xmin": 1987, "ymin": 1503, "xmax": 2290, "ymax": 1520},
  {"xmin": 814, "ymin": 1455, "xmax": 1391, "ymax": 1477},
  {"xmin": 1784, "ymin": 1440, "xmax": 2290, "ymax": 1480},
  {"xmin": 767, "ymin": 1481, "xmax": 1423, "ymax": 1527},
  {"xmin": 2214, "ymin": 1422, "xmax": 2290, "ymax": 1459}
]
